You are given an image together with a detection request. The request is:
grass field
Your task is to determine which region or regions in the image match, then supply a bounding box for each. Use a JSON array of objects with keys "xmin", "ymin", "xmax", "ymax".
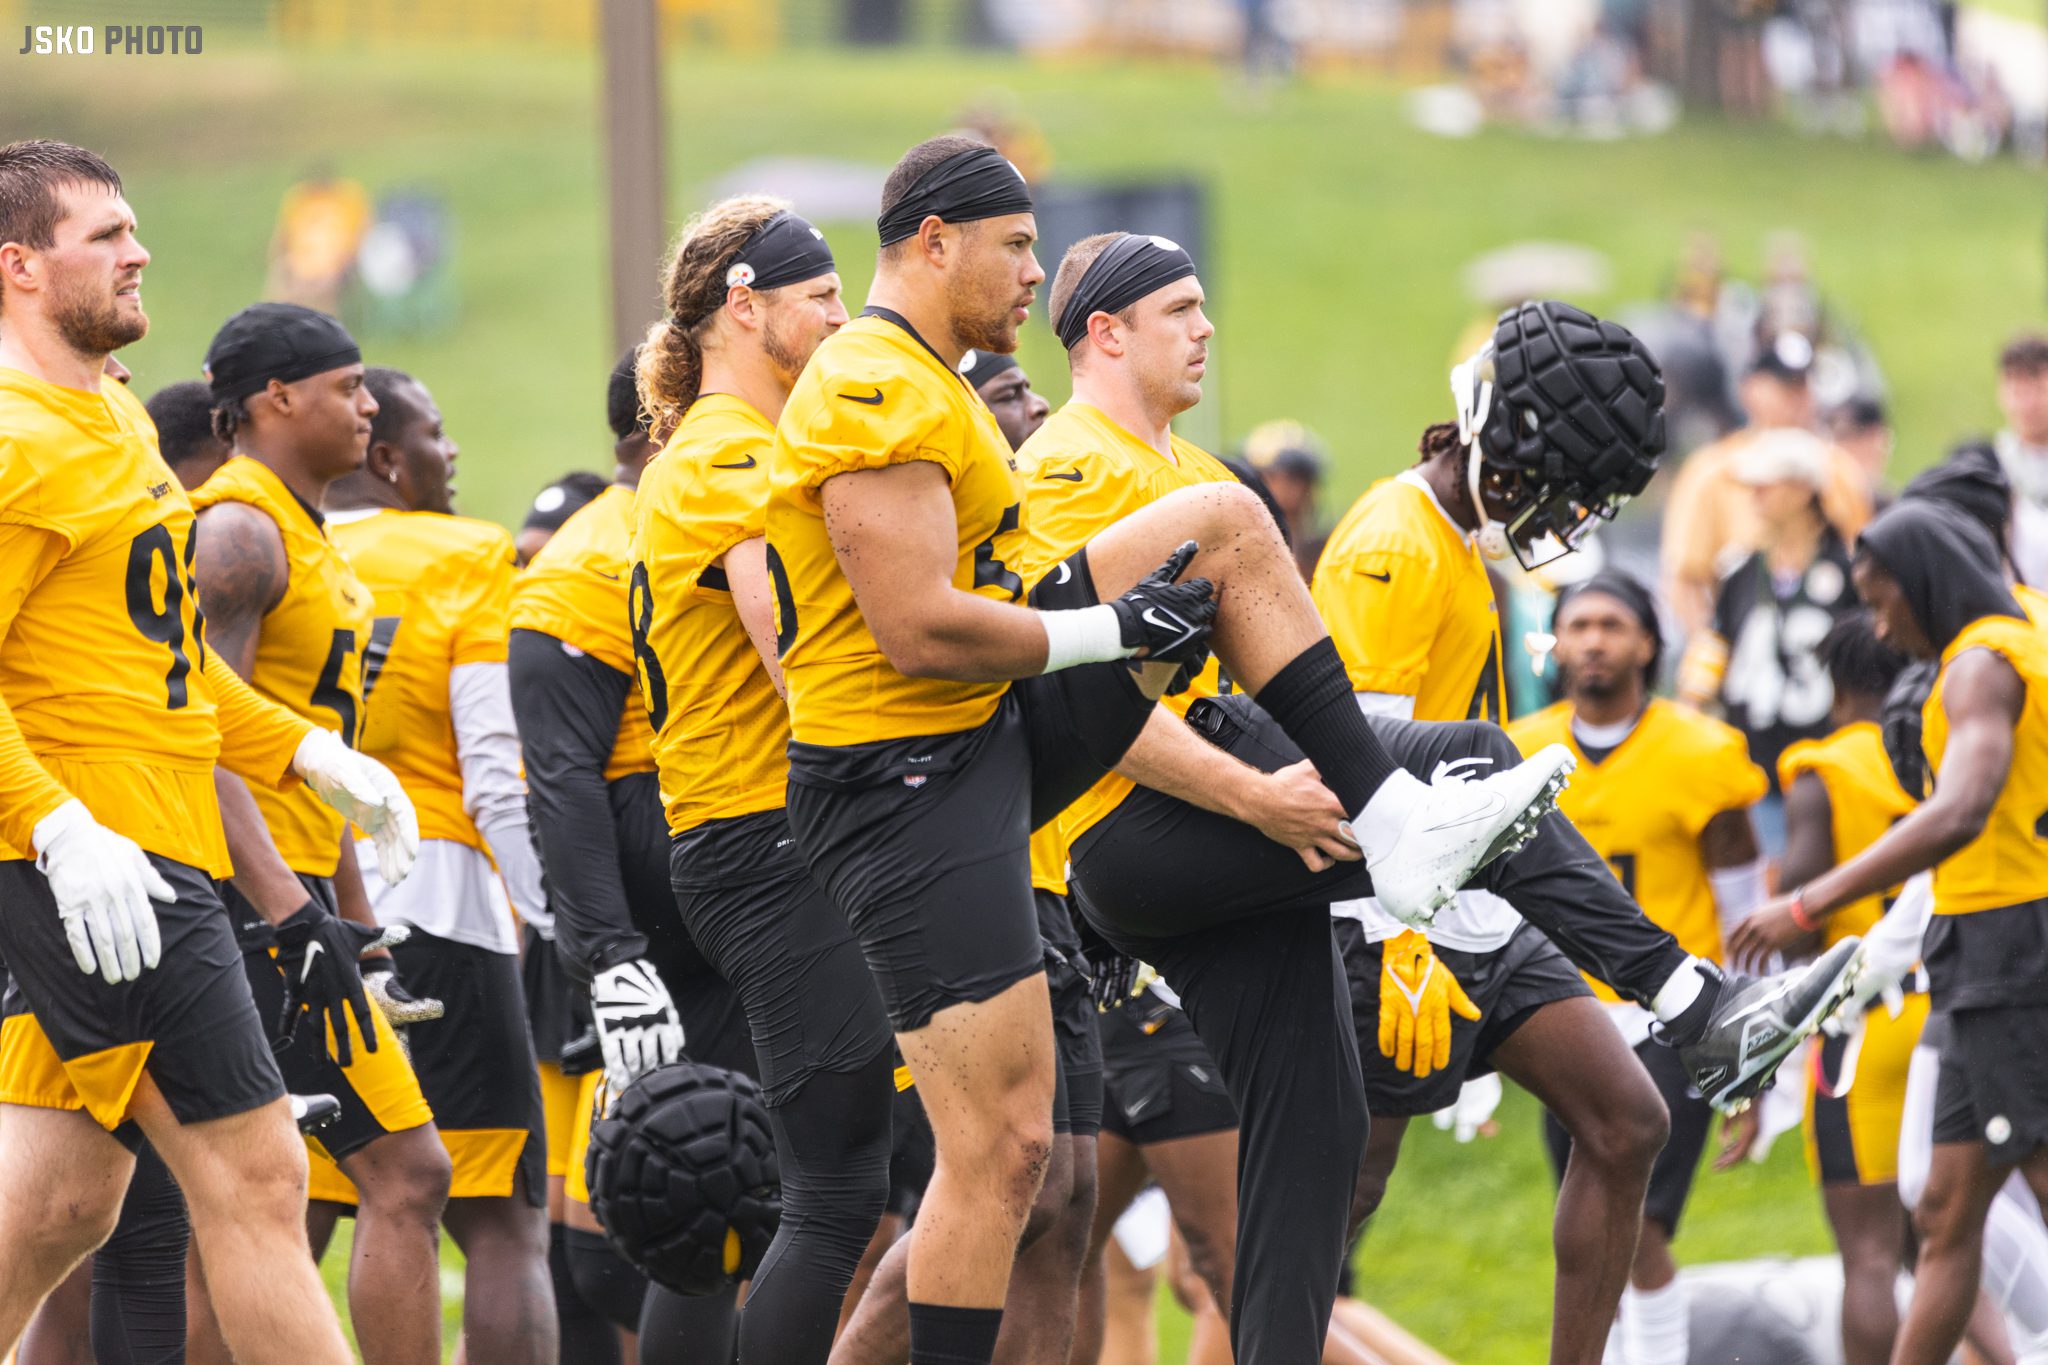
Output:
[
  {"xmin": 9, "ymin": 33, "xmax": 2012, "ymax": 1361},
  {"xmin": 9, "ymin": 37, "xmax": 2043, "ymax": 533}
]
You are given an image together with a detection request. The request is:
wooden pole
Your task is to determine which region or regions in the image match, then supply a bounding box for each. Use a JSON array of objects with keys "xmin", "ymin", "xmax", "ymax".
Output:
[{"xmin": 600, "ymin": 0, "xmax": 665, "ymax": 359}]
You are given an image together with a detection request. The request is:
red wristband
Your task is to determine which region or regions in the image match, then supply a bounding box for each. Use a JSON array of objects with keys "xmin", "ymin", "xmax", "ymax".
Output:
[{"xmin": 1787, "ymin": 886, "xmax": 1821, "ymax": 933}]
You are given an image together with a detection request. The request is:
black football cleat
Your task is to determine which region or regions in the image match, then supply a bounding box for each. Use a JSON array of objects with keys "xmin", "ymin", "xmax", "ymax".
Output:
[{"xmin": 1674, "ymin": 938, "xmax": 1865, "ymax": 1113}]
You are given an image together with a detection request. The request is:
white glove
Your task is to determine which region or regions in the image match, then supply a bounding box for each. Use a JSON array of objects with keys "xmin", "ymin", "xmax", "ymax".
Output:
[
  {"xmin": 294, "ymin": 729, "xmax": 419, "ymax": 884},
  {"xmin": 1430, "ymin": 1072, "xmax": 1503, "ymax": 1143},
  {"xmin": 592, "ymin": 958, "xmax": 685, "ymax": 1093},
  {"xmin": 32, "ymin": 799, "xmax": 172, "ymax": 985},
  {"xmin": 1830, "ymin": 870, "xmax": 1934, "ymax": 1033}
]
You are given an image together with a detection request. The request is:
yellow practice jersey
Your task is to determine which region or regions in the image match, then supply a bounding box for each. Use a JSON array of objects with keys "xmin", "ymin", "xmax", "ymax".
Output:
[
  {"xmin": 629, "ymin": 394, "xmax": 788, "ymax": 834},
  {"xmin": 1923, "ymin": 614, "xmax": 2048, "ymax": 915},
  {"xmin": 768, "ymin": 313, "xmax": 1027, "ymax": 748},
  {"xmin": 1030, "ymin": 824, "xmax": 1068, "ymax": 897},
  {"xmin": 1777, "ymin": 722, "xmax": 1916, "ymax": 946},
  {"xmin": 329, "ymin": 509, "xmax": 515, "ymax": 851},
  {"xmin": 1015, "ymin": 401, "xmax": 1238, "ymax": 847},
  {"xmin": 0, "ymin": 371, "xmax": 305, "ymax": 874},
  {"xmin": 510, "ymin": 484, "xmax": 655, "ymax": 782},
  {"xmin": 1310, "ymin": 473, "xmax": 1505, "ymax": 723},
  {"xmin": 192, "ymin": 456, "xmax": 373, "ymax": 876},
  {"xmin": 1507, "ymin": 698, "xmax": 1768, "ymax": 999}
]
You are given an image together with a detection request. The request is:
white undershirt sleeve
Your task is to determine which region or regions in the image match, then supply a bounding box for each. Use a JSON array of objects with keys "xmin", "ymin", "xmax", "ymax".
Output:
[
  {"xmin": 451, "ymin": 661, "xmax": 551, "ymax": 935},
  {"xmin": 1709, "ymin": 857, "xmax": 1768, "ymax": 940},
  {"xmin": 1353, "ymin": 691, "xmax": 1417, "ymax": 720}
]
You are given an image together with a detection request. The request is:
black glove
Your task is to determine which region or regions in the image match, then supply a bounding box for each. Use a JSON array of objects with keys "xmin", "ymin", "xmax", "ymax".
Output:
[
  {"xmin": 1107, "ymin": 541, "xmax": 1217, "ymax": 670},
  {"xmin": 274, "ymin": 903, "xmax": 386, "ymax": 1067},
  {"xmin": 1071, "ymin": 910, "xmax": 1142, "ymax": 1013}
]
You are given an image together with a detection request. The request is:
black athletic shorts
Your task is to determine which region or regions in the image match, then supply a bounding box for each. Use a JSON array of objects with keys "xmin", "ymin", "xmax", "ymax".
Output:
[
  {"xmin": 786, "ymin": 548, "xmax": 1153, "ymax": 1032},
  {"xmin": 389, "ymin": 932, "xmax": 547, "ymax": 1206},
  {"xmin": 1336, "ymin": 918, "xmax": 1590, "ymax": 1116},
  {"xmin": 1543, "ymin": 1033, "xmax": 1712, "ymax": 1237},
  {"xmin": 1098, "ymin": 991, "xmax": 1238, "ymax": 1144},
  {"xmin": 1922, "ymin": 899, "xmax": 2048, "ymax": 1010},
  {"xmin": 1040, "ymin": 890, "xmax": 1105, "ymax": 1138},
  {"xmin": 1932, "ymin": 1004, "xmax": 2048, "ymax": 1163},
  {"xmin": 670, "ymin": 809, "xmax": 892, "ymax": 1108},
  {"xmin": 520, "ymin": 920, "xmax": 579, "ymax": 1066},
  {"xmin": 225, "ymin": 874, "xmax": 433, "ymax": 1162},
  {"xmin": 0, "ymin": 855, "xmax": 283, "ymax": 1144},
  {"xmin": 610, "ymin": 772, "xmax": 758, "ymax": 1081}
]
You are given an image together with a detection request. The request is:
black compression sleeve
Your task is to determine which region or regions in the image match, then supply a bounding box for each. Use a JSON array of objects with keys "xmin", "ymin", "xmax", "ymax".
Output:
[{"xmin": 508, "ymin": 628, "xmax": 649, "ymax": 983}]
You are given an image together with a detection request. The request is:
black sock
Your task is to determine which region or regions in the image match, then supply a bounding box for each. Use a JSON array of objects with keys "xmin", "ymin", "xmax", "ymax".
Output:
[
  {"xmin": 1657, "ymin": 960, "xmax": 1724, "ymax": 1048},
  {"xmin": 565, "ymin": 1225, "xmax": 649, "ymax": 1332},
  {"xmin": 909, "ymin": 1302, "xmax": 1004, "ymax": 1365},
  {"xmin": 1251, "ymin": 638, "xmax": 1401, "ymax": 815},
  {"xmin": 550, "ymin": 1224, "xmax": 621, "ymax": 1365}
]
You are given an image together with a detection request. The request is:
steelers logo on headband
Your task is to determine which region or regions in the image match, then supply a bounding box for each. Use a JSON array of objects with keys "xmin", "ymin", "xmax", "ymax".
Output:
[
  {"xmin": 721, "ymin": 212, "xmax": 835, "ymax": 295},
  {"xmin": 1054, "ymin": 233, "xmax": 1197, "ymax": 350}
]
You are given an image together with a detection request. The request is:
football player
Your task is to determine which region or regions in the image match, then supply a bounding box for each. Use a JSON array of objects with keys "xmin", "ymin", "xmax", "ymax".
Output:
[
  {"xmin": 1750, "ymin": 498, "xmax": 2048, "ymax": 1364},
  {"xmin": 628, "ymin": 196, "xmax": 897, "ymax": 1363},
  {"xmin": 0, "ymin": 138, "xmax": 406, "ymax": 1364},
  {"xmin": 766, "ymin": 135, "xmax": 1569, "ymax": 1365},
  {"xmin": 509, "ymin": 348, "xmax": 759, "ymax": 1358},
  {"xmin": 144, "ymin": 379, "xmax": 230, "ymax": 491},
  {"xmin": 325, "ymin": 366, "xmax": 557, "ymax": 1365},
  {"xmin": 191, "ymin": 303, "xmax": 449, "ymax": 1364}
]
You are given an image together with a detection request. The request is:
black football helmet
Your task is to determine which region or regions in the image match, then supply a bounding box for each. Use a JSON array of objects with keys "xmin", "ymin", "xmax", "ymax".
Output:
[{"xmin": 1451, "ymin": 301, "xmax": 1665, "ymax": 568}]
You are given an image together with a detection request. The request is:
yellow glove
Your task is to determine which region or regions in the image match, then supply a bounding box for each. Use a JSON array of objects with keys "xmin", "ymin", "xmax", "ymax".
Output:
[{"xmin": 1379, "ymin": 929, "xmax": 1481, "ymax": 1078}]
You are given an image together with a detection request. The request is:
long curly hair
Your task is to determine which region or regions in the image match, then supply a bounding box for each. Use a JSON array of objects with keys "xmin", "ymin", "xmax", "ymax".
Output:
[{"xmin": 636, "ymin": 195, "xmax": 789, "ymax": 444}]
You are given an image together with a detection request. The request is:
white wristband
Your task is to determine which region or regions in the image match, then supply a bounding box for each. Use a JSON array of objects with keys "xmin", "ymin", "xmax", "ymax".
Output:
[{"xmin": 1039, "ymin": 604, "xmax": 1133, "ymax": 674}]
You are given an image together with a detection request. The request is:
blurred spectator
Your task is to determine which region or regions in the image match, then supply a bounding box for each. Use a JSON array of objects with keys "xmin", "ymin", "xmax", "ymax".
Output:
[
  {"xmin": 1827, "ymin": 394, "xmax": 1894, "ymax": 510},
  {"xmin": 1240, "ymin": 418, "xmax": 1327, "ymax": 578},
  {"xmin": 1677, "ymin": 429, "xmax": 1858, "ymax": 852},
  {"xmin": 1994, "ymin": 331, "xmax": 2048, "ymax": 589},
  {"xmin": 265, "ymin": 164, "xmax": 372, "ymax": 314},
  {"xmin": 145, "ymin": 380, "xmax": 231, "ymax": 491},
  {"xmin": 1660, "ymin": 333, "xmax": 1871, "ymax": 636}
]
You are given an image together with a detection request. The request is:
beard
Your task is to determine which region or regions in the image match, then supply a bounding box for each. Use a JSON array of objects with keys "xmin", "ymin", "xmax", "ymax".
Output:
[
  {"xmin": 947, "ymin": 271, "xmax": 1018, "ymax": 355},
  {"xmin": 762, "ymin": 311, "xmax": 816, "ymax": 387},
  {"xmin": 50, "ymin": 273, "xmax": 146, "ymax": 356}
]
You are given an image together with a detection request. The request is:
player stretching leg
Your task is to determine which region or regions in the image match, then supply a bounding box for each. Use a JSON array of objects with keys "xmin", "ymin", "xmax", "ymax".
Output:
[
  {"xmin": 509, "ymin": 352, "xmax": 760, "ymax": 1359},
  {"xmin": 628, "ymin": 197, "xmax": 897, "ymax": 1364},
  {"xmin": 325, "ymin": 366, "xmax": 559, "ymax": 1364},
  {"xmin": 767, "ymin": 135, "xmax": 1572, "ymax": 1365},
  {"xmin": 0, "ymin": 139, "xmax": 410, "ymax": 1365},
  {"xmin": 192, "ymin": 304, "xmax": 449, "ymax": 1365},
  {"xmin": 834, "ymin": 353, "xmax": 1109, "ymax": 1365}
]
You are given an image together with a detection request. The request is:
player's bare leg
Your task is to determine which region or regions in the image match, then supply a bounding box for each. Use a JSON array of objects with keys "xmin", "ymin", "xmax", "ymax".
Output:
[
  {"xmin": 18, "ymin": 1261, "xmax": 92, "ymax": 1365},
  {"xmin": 1823, "ymin": 1183, "xmax": 1908, "ymax": 1365},
  {"xmin": 334, "ymin": 1124, "xmax": 453, "ymax": 1365},
  {"xmin": 1076, "ymin": 1131, "xmax": 1154, "ymax": 1365},
  {"xmin": 131, "ymin": 1083, "xmax": 352, "ymax": 1364},
  {"xmin": 1898, "ymin": 1141, "xmax": 2008, "ymax": 1364},
  {"xmin": 884, "ymin": 975, "xmax": 1058, "ymax": 1327},
  {"xmin": 443, "ymin": 1178, "xmax": 558, "ymax": 1365},
  {"xmin": 1489, "ymin": 1000, "xmax": 1666, "ymax": 1365},
  {"xmin": 0, "ymin": 1105, "xmax": 131, "ymax": 1351}
]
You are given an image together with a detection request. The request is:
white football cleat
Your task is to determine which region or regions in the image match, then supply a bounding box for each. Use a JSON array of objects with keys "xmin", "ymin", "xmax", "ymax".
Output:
[{"xmin": 1349, "ymin": 743, "xmax": 1576, "ymax": 926}]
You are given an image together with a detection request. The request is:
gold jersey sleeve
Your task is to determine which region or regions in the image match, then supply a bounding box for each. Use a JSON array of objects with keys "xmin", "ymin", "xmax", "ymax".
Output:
[
  {"xmin": 1778, "ymin": 722, "xmax": 1915, "ymax": 946},
  {"xmin": 1507, "ymin": 699, "xmax": 1767, "ymax": 1000},
  {"xmin": 330, "ymin": 510, "xmax": 514, "ymax": 851},
  {"xmin": 1923, "ymin": 614, "xmax": 2048, "ymax": 915},
  {"xmin": 767, "ymin": 315, "xmax": 1027, "ymax": 748},
  {"xmin": 629, "ymin": 394, "xmax": 789, "ymax": 835},
  {"xmin": 0, "ymin": 372, "xmax": 290, "ymax": 876},
  {"xmin": 1013, "ymin": 403, "xmax": 1238, "ymax": 848},
  {"xmin": 1310, "ymin": 475, "xmax": 1505, "ymax": 723},
  {"xmin": 191, "ymin": 457, "xmax": 374, "ymax": 876},
  {"xmin": 510, "ymin": 484, "xmax": 655, "ymax": 781}
]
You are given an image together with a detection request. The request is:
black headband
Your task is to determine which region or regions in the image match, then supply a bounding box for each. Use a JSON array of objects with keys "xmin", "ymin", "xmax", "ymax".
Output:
[
  {"xmin": 875, "ymin": 146, "xmax": 1033, "ymax": 248},
  {"xmin": 1054, "ymin": 233, "xmax": 1197, "ymax": 349},
  {"xmin": 958, "ymin": 347, "xmax": 1019, "ymax": 390},
  {"xmin": 1554, "ymin": 572, "xmax": 1659, "ymax": 636},
  {"xmin": 205, "ymin": 301, "xmax": 362, "ymax": 404},
  {"xmin": 721, "ymin": 210, "xmax": 836, "ymax": 297}
]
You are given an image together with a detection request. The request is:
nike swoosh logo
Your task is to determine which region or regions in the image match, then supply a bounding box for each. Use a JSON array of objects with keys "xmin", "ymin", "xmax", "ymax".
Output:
[
  {"xmin": 301, "ymin": 940, "xmax": 324, "ymax": 984},
  {"xmin": 838, "ymin": 388, "xmax": 884, "ymax": 405},
  {"xmin": 593, "ymin": 570, "xmax": 621, "ymax": 582},
  {"xmin": 712, "ymin": 455, "xmax": 757, "ymax": 470},
  {"xmin": 1141, "ymin": 607, "xmax": 1180, "ymax": 632},
  {"xmin": 1361, "ymin": 570, "xmax": 1391, "ymax": 583},
  {"xmin": 1041, "ymin": 469, "xmax": 1083, "ymax": 482}
]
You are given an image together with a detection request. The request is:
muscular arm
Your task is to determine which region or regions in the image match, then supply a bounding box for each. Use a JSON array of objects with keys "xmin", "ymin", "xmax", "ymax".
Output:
[
  {"xmin": 507, "ymin": 628, "xmax": 643, "ymax": 984},
  {"xmin": 820, "ymin": 461, "xmax": 1050, "ymax": 680},
  {"xmin": 1801, "ymin": 649, "xmax": 2022, "ymax": 917},
  {"xmin": 725, "ymin": 535, "xmax": 786, "ymax": 700},
  {"xmin": 193, "ymin": 502, "xmax": 308, "ymax": 924},
  {"xmin": 1114, "ymin": 707, "xmax": 1356, "ymax": 869}
]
